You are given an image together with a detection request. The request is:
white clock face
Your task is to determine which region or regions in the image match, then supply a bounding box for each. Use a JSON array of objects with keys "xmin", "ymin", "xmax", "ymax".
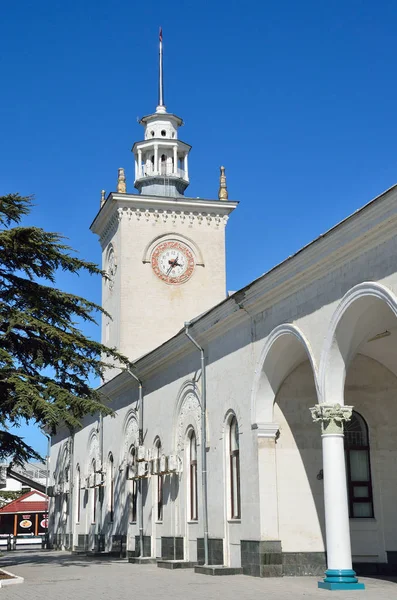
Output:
[{"xmin": 151, "ymin": 241, "xmax": 195, "ymax": 285}]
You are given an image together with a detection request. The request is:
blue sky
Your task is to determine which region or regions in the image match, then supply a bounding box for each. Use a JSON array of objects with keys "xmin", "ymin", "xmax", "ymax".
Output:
[{"xmin": 2, "ymin": 0, "xmax": 397, "ymax": 456}]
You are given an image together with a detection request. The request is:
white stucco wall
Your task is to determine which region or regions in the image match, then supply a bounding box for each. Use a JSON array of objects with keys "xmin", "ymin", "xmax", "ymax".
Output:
[{"xmin": 50, "ymin": 185, "xmax": 397, "ymax": 570}]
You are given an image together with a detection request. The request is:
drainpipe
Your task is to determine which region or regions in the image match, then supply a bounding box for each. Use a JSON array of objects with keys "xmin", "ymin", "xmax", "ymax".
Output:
[
  {"xmin": 44, "ymin": 433, "xmax": 50, "ymax": 549},
  {"xmin": 184, "ymin": 322, "xmax": 209, "ymax": 566},
  {"xmin": 98, "ymin": 414, "xmax": 104, "ymax": 551},
  {"xmin": 127, "ymin": 368, "xmax": 144, "ymax": 557},
  {"xmin": 69, "ymin": 430, "xmax": 74, "ymax": 550}
]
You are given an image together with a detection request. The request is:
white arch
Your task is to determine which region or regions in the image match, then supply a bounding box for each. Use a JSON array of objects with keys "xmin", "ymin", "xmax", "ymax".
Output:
[
  {"xmin": 251, "ymin": 323, "xmax": 320, "ymax": 425},
  {"xmin": 173, "ymin": 380, "xmax": 201, "ymax": 453},
  {"xmin": 219, "ymin": 405, "xmax": 244, "ymax": 441},
  {"xmin": 319, "ymin": 282, "xmax": 397, "ymax": 404},
  {"xmin": 121, "ymin": 409, "xmax": 139, "ymax": 463},
  {"xmin": 86, "ymin": 428, "xmax": 99, "ymax": 476}
]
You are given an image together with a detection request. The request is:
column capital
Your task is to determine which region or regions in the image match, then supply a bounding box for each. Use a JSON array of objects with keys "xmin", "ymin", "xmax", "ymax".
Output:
[{"xmin": 310, "ymin": 403, "xmax": 353, "ymax": 435}]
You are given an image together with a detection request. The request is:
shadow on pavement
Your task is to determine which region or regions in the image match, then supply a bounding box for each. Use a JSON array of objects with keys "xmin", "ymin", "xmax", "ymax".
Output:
[{"xmin": 0, "ymin": 550, "xmax": 126, "ymax": 569}]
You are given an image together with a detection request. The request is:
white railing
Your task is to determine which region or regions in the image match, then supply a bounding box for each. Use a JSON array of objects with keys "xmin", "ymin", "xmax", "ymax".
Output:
[{"xmin": 137, "ymin": 166, "xmax": 188, "ymax": 180}]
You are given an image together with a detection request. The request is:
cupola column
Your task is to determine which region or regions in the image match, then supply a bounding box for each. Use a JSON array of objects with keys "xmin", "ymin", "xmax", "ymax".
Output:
[
  {"xmin": 137, "ymin": 149, "xmax": 142, "ymax": 178},
  {"xmin": 134, "ymin": 154, "xmax": 138, "ymax": 180},
  {"xmin": 173, "ymin": 146, "xmax": 178, "ymax": 175},
  {"xmin": 184, "ymin": 153, "xmax": 188, "ymax": 179},
  {"xmin": 154, "ymin": 144, "xmax": 159, "ymax": 175}
]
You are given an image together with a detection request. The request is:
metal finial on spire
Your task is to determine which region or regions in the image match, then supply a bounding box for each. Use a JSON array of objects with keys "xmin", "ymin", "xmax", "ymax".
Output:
[
  {"xmin": 156, "ymin": 27, "xmax": 166, "ymax": 113},
  {"xmin": 100, "ymin": 189, "xmax": 106, "ymax": 207},
  {"xmin": 218, "ymin": 166, "xmax": 228, "ymax": 201},
  {"xmin": 117, "ymin": 168, "xmax": 126, "ymax": 194}
]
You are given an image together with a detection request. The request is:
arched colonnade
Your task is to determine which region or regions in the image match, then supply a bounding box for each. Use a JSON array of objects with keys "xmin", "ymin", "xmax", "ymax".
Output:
[{"xmin": 251, "ymin": 282, "xmax": 397, "ymax": 589}]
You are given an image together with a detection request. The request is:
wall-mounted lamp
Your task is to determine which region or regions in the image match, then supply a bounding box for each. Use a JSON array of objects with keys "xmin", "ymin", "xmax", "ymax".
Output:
[{"xmin": 368, "ymin": 330, "xmax": 391, "ymax": 343}]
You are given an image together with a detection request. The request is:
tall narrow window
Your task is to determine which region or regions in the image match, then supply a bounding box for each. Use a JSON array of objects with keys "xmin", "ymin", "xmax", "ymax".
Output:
[
  {"xmin": 229, "ymin": 416, "xmax": 241, "ymax": 519},
  {"xmin": 108, "ymin": 454, "xmax": 114, "ymax": 523},
  {"xmin": 155, "ymin": 439, "xmax": 163, "ymax": 521},
  {"xmin": 129, "ymin": 446, "xmax": 137, "ymax": 523},
  {"xmin": 345, "ymin": 411, "xmax": 374, "ymax": 518},
  {"xmin": 91, "ymin": 459, "xmax": 97, "ymax": 523},
  {"xmin": 189, "ymin": 430, "xmax": 198, "ymax": 521},
  {"xmin": 75, "ymin": 466, "xmax": 81, "ymax": 523}
]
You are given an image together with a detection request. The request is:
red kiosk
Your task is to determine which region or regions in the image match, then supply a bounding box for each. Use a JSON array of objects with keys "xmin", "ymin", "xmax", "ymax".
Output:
[{"xmin": 0, "ymin": 490, "xmax": 48, "ymax": 538}]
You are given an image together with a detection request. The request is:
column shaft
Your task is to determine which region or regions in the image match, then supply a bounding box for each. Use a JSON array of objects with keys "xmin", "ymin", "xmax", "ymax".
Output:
[
  {"xmin": 154, "ymin": 145, "xmax": 158, "ymax": 175},
  {"xmin": 322, "ymin": 433, "xmax": 352, "ymax": 569},
  {"xmin": 173, "ymin": 146, "xmax": 178, "ymax": 174},
  {"xmin": 184, "ymin": 153, "xmax": 189, "ymax": 179}
]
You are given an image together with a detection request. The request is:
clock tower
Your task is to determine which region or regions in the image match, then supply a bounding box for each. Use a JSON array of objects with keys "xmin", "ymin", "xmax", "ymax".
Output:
[{"xmin": 91, "ymin": 33, "xmax": 237, "ymax": 375}]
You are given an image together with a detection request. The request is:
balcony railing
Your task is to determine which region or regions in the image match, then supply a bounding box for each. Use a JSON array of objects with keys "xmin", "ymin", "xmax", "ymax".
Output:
[{"xmin": 137, "ymin": 165, "xmax": 188, "ymax": 180}]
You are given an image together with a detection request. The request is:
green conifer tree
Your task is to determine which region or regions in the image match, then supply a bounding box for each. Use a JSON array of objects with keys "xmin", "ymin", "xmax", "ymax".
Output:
[{"xmin": 0, "ymin": 194, "xmax": 130, "ymax": 464}]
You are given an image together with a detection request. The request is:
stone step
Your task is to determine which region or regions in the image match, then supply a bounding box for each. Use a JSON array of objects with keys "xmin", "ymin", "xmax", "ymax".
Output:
[
  {"xmin": 157, "ymin": 560, "xmax": 196, "ymax": 570},
  {"xmin": 194, "ymin": 566, "xmax": 243, "ymax": 576},
  {"xmin": 128, "ymin": 557, "xmax": 157, "ymax": 565}
]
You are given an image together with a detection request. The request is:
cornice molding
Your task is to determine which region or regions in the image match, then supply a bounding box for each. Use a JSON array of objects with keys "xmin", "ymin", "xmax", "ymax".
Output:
[
  {"xmin": 251, "ymin": 422, "xmax": 280, "ymax": 438},
  {"xmin": 116, "ymin": 206, "xmax": 229, "ymax": 228},
  {"xmin": 98, "ymin": 211, "xmax": 119, "ymax": 247},
  {"xmin": 90, "ymin": 193, "xmax": 238, "ymax": 238}
]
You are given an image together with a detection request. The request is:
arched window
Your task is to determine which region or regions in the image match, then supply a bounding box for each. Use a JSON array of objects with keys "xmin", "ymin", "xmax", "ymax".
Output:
[
  {"xmin": 344, "ymin": 411, "xmax": 374, "ymax": 518},
  {"xmin": 129, "ymin": 446, "xmax": 137, "ymax": 523},
  {"xmin": 188, "ymin": 430, "xmax": 198, "ymax": 521},
  {"xmin": 75, "ymin": 465, "xmax": 81, "ymax": 524},
  {"xmin": 155, "ymin": 439, "xmax": 163, "ymax": 521},
  {"xmin": 229, "ymin": 416, "xmax": 241, "ymax": 519},
  {"xmin": 108, "ymin": 454, "xmax": 114, "ymax": 523},
  {"xmin": 91, "ymin": 459, "xmax": 97, "ymax": 523}
]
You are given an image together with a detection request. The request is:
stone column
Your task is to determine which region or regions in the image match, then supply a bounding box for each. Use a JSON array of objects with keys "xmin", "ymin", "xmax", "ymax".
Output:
[
  {"xmin": 137, "ymin": 149, "xmax": 142, "ymax": 177},
  {"xmin": 184, "ymin": 153, "xmax": 188, "ymax": 179},
  {"xmin": 173, "ymin": 146, "xmax": 178, "ymax": 174},
  {"xmin": 310, "ymin": 404, "xmax": 365, "ymax": 590},
  {"xmin": 154, "ymin": 145, "xmax": 158, "ymax": 175},
  {"xmin": 134, "ymin": 154, "xmax": 138, "ymax": 180}
]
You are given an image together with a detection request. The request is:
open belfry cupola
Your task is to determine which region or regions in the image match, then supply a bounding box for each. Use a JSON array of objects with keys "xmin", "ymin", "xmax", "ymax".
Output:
[{"xmin": 132, "ymin": 28, "xmax": 191, "ymax": 197}]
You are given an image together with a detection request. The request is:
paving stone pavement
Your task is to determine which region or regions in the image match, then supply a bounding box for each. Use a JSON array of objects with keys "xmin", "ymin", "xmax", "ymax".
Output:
[{"xmin": 0, "ymin": 551, "xmax": 397, "ymax": 599}]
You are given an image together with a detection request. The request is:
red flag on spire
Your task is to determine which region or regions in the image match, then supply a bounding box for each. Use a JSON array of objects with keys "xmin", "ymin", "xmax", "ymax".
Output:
[{"xmin": 159, "ymin": 27, "xmax": 163, "ymax": 42}]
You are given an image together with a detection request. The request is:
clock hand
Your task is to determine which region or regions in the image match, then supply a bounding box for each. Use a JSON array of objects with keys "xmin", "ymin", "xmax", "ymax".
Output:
[
  {"xmin": 166, "ymin": 255, "xmax": 179, "ymax": 276},
  {"xmin": 166, "ymin": 258, "xmax": 176, "ymax": 276}
]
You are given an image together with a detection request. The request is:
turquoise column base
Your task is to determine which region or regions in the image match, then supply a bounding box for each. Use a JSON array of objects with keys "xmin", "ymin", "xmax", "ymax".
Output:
[{"xmin": 318, "ymin": 569, "xmax": 365, "ymax": 590}]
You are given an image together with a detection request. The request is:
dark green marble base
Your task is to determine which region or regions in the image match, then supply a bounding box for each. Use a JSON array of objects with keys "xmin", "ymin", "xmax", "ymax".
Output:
[
  {"xmin": 161, "ymin": 536, "xmax": 184, "ymax": 560},
  {"xmin": 197, "ymin": 538, "xmax": 223, "ymax": 566},
  {"xmin": 241, "ymin": 540, "xmax": 282, "ymax": 577}
]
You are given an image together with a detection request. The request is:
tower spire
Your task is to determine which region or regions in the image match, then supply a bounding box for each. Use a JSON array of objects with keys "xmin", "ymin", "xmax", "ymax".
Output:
[{"xmin": 157, "ymin": 27, "xmax": 166, "ymax": 114}]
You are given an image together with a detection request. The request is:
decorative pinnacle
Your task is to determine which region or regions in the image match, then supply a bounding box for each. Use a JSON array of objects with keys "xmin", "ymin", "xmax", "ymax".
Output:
[
  {"xmin": 100, "ymin": 190, "xmax": 106, "ymax": 207},
  {"xmin": 218, "ymin": 166, "xmax": 228, "ymax": 201},
  {"xmin": 117, "ymin": 168, "xmax": 126, "ymax": 194}
]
